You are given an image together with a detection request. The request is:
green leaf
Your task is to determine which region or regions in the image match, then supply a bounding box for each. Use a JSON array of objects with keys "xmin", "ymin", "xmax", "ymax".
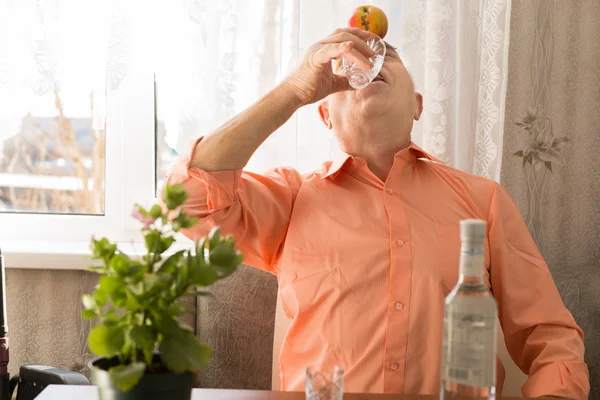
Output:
[
  {"xmin": 82, "ymin": 294, "xmax": 97, "ymax": 310},
  {"xmin": 98, "ymin": 276, "xmax": 122, "ymax": 296},
  {"xmin": 93, "ymin": 289, "xmax": 108, "ymax": 308},
  {"xmin": 130, "ymin": 326, "xmax": 156, "ymax": 352},
  {"xmin": 208, "ymin": 251, "xmax": 242, "ymax": 280},
  {"xmin": 159, "ymin": 330, "xmax": 212, "ymax": 373},
  {"xmin": 143, "ymin": 273, "xmax": 160, "ymax": 291},
  {"xmin": 163, "ymin": 184, "xmax": 189, "ymax": 210},
  {"xmin": 144, "ymin": 231, "xmax": 161, "ymax": 253},
  {"xmin": 143, "ymin": 349, "xmax": 153, "ymax": 366},
  {"xmin": 158, "ymin": 250, "xmax": 186, "ymax": 274},
  {"xmin": 86, "ymin": 265, "xmax": 107, "ymax": 274},
  {"xmin": 124, "ymin": 292, "xmax": 140, "ymax": 311},
  {"xmin": 175, "ymin": 258, "xmax": 190, "ymax": 293},
  {"xmin": 128, "ymin": 281, "xmax": 144, "ymax": 297},
  {"xmin": 149, "ymin": 204, "xmax": 163, "ymax": 219},
  {"xmin": 190, "ymin": 265, "xmax": 218, "ymax": 286},
  {"xmin": 110, "ymin": 254, "xmax": 132, "ymax": 276},
  {"xmin": 102, "ymin": 312, "xmax": 122, "ymax": 326},
  {"xmin": 161, "ymin": 236, "xmax": 176, "ymax": 253},
  {"xmin": 109, "ymin": 362, "xmax": 146, "ymax": 392},
  {"xmin": 144, "ymin": 232, "xmax": 175, "ymax": 255},
  {"xmin": 167, "ymin": 301, "xmax": 192, "ymax": 317},
  {"xmin": 208, "ymin": 243, "xmax": 236, "ymax": 266},
  {"xmin": 208, "ymin": 227, "xmax": 222, "ymax": 249},
  {"xmin": 81, "ymin": 309, "xmax": 97, "ymax": 320},
  {"xmin": 88, "ymin": 323, "xmax": 125, "ymax": 357},
  {"xmin": 195, "ymin": 237, "xmax": 208, "ymax": 260},
  {"xmin": 153, "ymin": 312, "xmax": 180, "ymax": 337},
  {"xmin": 172, "ymin": 213, "xmax": 198, "ymax": 231},
  {"xmin": 113, "ymin": 295, "xmax": 127, "ymax": 308},
  {"xmin": 91, "ymin": 237, "xmax": 118, "ymax": 262},
  {"xmin": 127, "ymin": 264, "xmax": 144, "ymax": 278}
]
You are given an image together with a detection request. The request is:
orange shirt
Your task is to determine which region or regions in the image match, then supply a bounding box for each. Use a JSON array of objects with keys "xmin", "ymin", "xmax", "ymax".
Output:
[{"xmin": 166, "ymin": 139, "xmax": 589, "ymax": 398}]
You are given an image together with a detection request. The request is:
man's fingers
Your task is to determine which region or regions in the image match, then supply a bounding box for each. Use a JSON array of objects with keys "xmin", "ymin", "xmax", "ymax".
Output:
[
  {"xmin": 330, "ymin": 27, "xmax": 378, "ymax": 41},
  {"xmin": 312, "ymin": 41, "xmax": 354, "ymax": 65},
  {"xmin": 312, "ymin": 43, "xmax": 373, "ymax": 71},
  {"xmin": 323, "ymin": 32, "xmax": 375, "ymax": 58}
]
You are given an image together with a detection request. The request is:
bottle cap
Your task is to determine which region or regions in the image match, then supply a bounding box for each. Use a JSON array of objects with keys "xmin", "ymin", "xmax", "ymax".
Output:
[{"xmin": 460, "ymin": 219, "xmax": 487, "ymax": 241}]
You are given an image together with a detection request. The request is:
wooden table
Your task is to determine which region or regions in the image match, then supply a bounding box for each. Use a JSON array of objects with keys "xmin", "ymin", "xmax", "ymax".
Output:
[{"xmin": 37, "ymin": 385, "xmax": 533, "ymax": 399}]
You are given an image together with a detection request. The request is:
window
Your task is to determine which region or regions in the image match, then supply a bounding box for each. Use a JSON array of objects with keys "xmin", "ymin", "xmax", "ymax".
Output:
[
  {"xmin": 0, "ymin": 89, "xmax": 106, "ymax": 215},
  {"xmin": 0, "ymin": 1, "xmax": 151, "ymax": 246},
  {"xmin": 0, "ymin": 0, "xmax": 109, "ymax": 216},
  {"xmin": 0, "ymin": 0, "xmax": 329, "ymax": 258}
]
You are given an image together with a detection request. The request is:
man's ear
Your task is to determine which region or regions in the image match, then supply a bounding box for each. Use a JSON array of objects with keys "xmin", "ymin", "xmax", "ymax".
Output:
[
  {"xmin": 318, "ymin": 100, "xmax": 333, "ymax": 130},
  {"xmin": 414, "ymin": 92, "xmax": 423, "ymax": 121}
]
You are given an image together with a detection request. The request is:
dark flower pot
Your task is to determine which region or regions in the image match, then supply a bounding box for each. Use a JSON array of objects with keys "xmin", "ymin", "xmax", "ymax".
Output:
[{"xmin": 89, "ymin": 355, "xmax": 195, "ymax": 400}]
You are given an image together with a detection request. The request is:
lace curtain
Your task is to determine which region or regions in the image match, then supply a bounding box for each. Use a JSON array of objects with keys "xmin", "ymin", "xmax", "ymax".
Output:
[
  {"xmin": 0, "ymin": 0, "xmax": 512, "ymax": 180},
  {"xmin": 0, "ymin": 0, "xmax": 128, "ymax": 141},
  {"xmin": 154, "ymin": 0, "xmax": 512, "ymax": 180}
]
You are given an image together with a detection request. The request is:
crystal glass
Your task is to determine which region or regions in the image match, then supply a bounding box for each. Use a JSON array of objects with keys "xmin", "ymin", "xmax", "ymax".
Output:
[
  {"xmin": 306, "ymin": 365, "xmax": 344, "ymax": 400},
  {"xmin": 342, "ymin": 34, "xmax": 386, "ymax": 89}
]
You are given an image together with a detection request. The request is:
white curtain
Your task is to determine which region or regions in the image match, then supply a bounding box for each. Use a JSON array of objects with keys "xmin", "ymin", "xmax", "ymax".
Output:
[
  {"xmin": 1, "ymin": 0, "xmax": 512, "ymax": 181},
  {"xmin": 155, "ymin": 0, "xmax": 511, "ymax": 180},
  {"xmin": 0, "ymin": 0, "xmax": 128, "ymax": 140}
]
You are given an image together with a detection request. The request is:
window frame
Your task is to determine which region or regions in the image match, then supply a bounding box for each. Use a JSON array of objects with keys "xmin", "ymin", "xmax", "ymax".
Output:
[{"xmin": 0, "ymin": 66, "xmax": 159, "ymax": 267}]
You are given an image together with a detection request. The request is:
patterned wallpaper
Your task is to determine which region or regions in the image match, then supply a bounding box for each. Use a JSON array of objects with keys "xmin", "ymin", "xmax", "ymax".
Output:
[{"xmin": 500, "ymin": 0, "xmax": 600, "ymax": 397}]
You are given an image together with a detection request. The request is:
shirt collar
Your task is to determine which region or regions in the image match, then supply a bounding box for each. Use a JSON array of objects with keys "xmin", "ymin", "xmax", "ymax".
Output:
[{"xmin": 321, "ymin": 141, "xmax": 441, "ymax": 180}]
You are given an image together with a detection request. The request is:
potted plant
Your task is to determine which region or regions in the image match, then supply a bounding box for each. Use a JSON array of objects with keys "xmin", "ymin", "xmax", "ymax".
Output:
[{"xmin": 81, "ymin": 183, "xmax": 243, "ymax": 400}]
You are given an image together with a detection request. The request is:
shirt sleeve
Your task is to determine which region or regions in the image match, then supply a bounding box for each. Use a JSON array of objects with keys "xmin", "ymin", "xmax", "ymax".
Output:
[
  {"xmin": 487, "ymin": 182, "xmax": 590, "ymax": 399},
  {"xmin": 162, "ymin": 137, "xmax": 302, "ymax": 274}
]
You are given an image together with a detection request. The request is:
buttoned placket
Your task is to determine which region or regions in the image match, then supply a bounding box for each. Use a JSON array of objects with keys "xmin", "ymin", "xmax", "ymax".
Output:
[{"xmin": 381, "ymin": 154, "xmax": 414, "ymax": 393}]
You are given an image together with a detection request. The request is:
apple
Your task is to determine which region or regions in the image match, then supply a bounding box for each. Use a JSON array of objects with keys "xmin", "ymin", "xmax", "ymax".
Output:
[{"xmin": 347, "ymin": 5, "xmax": 389, "ymax": 39}]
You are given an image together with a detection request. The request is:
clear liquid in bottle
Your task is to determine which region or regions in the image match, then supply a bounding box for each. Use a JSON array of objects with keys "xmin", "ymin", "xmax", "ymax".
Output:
[{"xmin": 441, "ymin": 219, "xmax": 498, "ymax": 399}]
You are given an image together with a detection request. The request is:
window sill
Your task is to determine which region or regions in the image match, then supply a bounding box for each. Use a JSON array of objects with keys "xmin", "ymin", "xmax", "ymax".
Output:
[{"xmin": 2, "ymin": 238, "xmax": 192, "ymax": 270}]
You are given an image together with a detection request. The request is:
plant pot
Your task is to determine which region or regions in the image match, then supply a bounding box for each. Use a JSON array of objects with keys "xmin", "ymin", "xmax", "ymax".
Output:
[{"xmin": 89, "ymin": 355, "xmax": 195, "ymax": 400}]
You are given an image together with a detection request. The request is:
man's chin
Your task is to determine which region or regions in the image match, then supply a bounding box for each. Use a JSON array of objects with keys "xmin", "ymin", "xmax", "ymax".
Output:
[{"xmin": 354, "ymin": 91, "xmax": 392, "ymax": 115}]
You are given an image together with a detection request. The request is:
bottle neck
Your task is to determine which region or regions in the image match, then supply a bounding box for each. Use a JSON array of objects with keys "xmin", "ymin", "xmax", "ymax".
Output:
[{"xmin": 458, "ymin": 238, "xmax": 484, "ymax": 283}]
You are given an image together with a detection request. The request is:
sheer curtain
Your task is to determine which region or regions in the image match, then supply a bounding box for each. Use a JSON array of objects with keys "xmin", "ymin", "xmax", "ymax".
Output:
[
  {"xmin": 0, "ymin": 0, "xmax": 130, "ymax": 143},
  {"xmin": 156, "ymin": 0, "xmax": 511, "ymax": 180}
]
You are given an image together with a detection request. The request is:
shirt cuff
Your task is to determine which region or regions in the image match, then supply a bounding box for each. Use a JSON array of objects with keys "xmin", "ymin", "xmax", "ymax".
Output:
[
  {"xmin": 164, "ymin": 136, "xmax": 241, "ymax": 212},
  {"xmin": 522, "ymin": 361, "xmax": 590, "ymax": 399},
  {"xmin": 188, "ymin": 168, "xmax": 240, "ymax": 211}
]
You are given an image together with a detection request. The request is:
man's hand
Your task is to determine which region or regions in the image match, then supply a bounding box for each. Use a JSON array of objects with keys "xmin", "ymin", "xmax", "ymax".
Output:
[{"xmin": 282, "ymin": 28, "xmax": 377, "ymax": 106}]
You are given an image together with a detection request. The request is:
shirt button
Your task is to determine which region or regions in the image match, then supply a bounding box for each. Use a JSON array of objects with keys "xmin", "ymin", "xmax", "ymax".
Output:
[
  {"xmin": 386, "ymin": 188, "xmax": 394, "ymax": 195},
  {"xmin": 390, "ymin": 363, "xmax": 399, "ymax": 371},
  {"xmin": 395, "ymin": 302, "xmax": 404, "ymax": 311},
  {"xmin": 395, "ymin": 239, "xmax": 404, "ymax": 247}
]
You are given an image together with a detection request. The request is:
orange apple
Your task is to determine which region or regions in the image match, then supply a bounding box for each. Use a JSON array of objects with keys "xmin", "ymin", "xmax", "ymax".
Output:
[{"xmin": 347, "ymin": 5, "xmax": 389, "ymax": 39}]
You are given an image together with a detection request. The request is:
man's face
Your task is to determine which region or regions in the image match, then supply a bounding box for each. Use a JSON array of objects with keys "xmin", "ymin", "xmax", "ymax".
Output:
[{"xmin": 323, "ymin": 43, "xmax": 422, "ymax": 131}]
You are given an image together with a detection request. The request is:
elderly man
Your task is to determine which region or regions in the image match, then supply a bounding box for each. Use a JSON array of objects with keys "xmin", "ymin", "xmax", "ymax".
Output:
[{"xmin": 165, "ymin": 28, "xmax": 589, "ymax": 398}]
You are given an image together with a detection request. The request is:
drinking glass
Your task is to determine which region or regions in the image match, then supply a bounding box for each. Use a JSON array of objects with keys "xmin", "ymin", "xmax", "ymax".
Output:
[
  {"xmin": 306, "ymin": 365, "xmax": 344, "ymax": 400},
  {"xmin": 342, "ymin": 34, "xmax": 386, "ymax": 89}
]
